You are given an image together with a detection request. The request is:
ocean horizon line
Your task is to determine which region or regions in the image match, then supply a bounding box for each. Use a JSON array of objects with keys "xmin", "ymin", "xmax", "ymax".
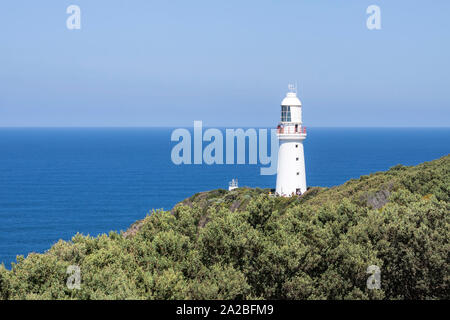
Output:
[{"xmin": 0, "ymin": 126, "xmax": 449, "ymax": 129}]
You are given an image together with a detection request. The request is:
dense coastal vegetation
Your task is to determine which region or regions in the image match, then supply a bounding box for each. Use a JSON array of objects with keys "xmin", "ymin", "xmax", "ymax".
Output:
[{"xmin": 0, "ymin": 155, "xmax": 449, "ymax": 300}]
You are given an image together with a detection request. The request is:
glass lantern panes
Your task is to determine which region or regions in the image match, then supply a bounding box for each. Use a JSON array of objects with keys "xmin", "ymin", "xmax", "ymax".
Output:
[{"xmin": 281, "ymin": 106, "xmax": 291, "ymax": 122}]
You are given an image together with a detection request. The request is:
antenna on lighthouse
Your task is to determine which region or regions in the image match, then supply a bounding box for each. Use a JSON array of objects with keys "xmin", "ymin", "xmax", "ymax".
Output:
[{"xmin": 288, "ymin": 83, "xmax": 297, "ymax": 93}]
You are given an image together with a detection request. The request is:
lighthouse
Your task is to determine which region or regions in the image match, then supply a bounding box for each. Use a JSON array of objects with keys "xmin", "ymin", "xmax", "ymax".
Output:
[{"xmin": 275, "ymin": 85, "xmax": 307, "ymax": 197}]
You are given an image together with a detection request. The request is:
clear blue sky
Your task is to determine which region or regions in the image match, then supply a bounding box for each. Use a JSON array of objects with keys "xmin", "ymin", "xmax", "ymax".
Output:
[{"xmin": 0, "ymin": 0, "xmax": 449, "ymax": 127}]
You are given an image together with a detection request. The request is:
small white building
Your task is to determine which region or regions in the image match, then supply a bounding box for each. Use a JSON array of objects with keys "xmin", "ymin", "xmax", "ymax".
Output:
[
  {"xmin": 228, "ymin": 178, "xmax": 238, "ymax": 191},
  {"xmin": 275, "ymin": 85, "xmax": 307, "ymax": 197}
]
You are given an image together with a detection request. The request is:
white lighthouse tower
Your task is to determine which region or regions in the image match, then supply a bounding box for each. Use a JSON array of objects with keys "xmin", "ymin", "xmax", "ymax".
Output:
[{"xmin": 275, "ymin": 84, "xmax": 307, "ymax": 197}]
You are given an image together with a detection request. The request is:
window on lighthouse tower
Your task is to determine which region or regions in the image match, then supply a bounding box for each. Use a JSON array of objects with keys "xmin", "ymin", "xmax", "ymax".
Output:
[{"xmin": 281, "ymin": 106, "xmax": 291, "ymax": 122}]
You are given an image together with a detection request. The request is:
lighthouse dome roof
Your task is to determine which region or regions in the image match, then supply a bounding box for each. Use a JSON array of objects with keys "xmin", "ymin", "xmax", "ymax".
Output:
[{"xmin": 281, "ymin": 92, "xmax": 301, "ymax": 106}]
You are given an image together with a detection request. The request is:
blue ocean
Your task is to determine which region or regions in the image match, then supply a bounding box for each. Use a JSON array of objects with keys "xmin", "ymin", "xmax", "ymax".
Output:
[{"xmin": 0, "ymin": 128, "xmax": 449, "ymax": 268}]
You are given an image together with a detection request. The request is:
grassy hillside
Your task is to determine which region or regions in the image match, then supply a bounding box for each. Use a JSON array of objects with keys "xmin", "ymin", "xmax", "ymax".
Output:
[{"xmin": 1, "ymin": 155, "xmax": 449, "ymax": 300}]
